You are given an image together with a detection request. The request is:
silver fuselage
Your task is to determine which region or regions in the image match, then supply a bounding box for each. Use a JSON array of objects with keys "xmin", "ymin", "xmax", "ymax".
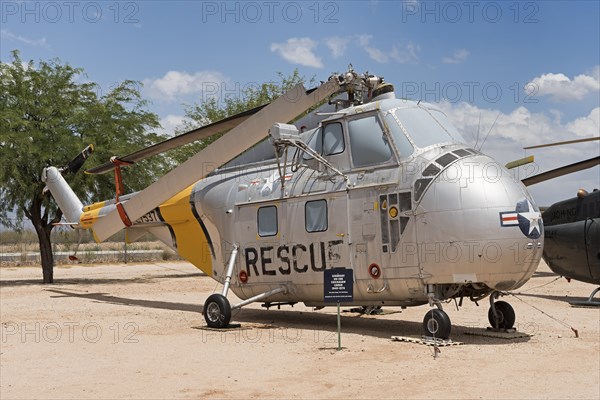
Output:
[{"xmin": 179, "ymin": 98, "xmax": 544, "ymax": 307}]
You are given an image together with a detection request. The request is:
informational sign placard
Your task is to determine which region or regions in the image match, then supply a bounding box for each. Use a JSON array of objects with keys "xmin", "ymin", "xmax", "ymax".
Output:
[{"xmin": 324, "ymin": 268, "xmax": 353, "ymax": 303}]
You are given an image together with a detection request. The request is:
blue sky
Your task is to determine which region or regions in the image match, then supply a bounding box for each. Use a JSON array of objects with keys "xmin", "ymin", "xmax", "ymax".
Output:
[{"xmin": 1, "ymin": 0, "xmax": 599, "ymax": 205}]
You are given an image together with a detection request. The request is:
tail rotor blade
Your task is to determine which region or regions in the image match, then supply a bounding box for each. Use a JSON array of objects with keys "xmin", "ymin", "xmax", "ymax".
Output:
[{"xmin": 63, "ymin": 144, "xmax": 94, "ymax": 175}]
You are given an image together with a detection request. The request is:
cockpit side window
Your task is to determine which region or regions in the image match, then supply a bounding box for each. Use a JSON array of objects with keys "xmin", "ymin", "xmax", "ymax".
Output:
[
  {"xmin": 384, "ymin": 113, "xmax": 414, "ymax": 159},
  {"xmin": 322, "ymin": 123, "xmax": 345, "ymax": 156},
  {"xmin": 303, "ymin": 123, "xmax": 345, "ymax": 160},
  {"xmin": 348, "ymin": 115, "xmax": 393, "ymax": 168},
  {"xmin": 303, "ymin": 128, "xmax": 322, "ymax": 160}
]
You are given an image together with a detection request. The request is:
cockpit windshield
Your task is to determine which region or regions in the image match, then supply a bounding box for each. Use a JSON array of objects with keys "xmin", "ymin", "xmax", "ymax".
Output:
[{"xmin": 391, "ymin": 104, "xmax": 465, "ymax": 149}]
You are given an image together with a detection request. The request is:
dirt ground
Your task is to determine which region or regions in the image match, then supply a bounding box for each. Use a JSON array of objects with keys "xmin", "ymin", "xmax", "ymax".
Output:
[{"xmin": 1, "ymin": 260, "xmax": 598, "ymax": 399}]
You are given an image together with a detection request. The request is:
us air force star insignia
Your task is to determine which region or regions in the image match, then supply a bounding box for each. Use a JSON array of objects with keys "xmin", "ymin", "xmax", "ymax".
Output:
[
  {"xmin": 518, "ymin": 200, "xmax": 542, "ymax": 235},
  {"xmin": 499, "ymin": 198, "xmax": 543, "ymax": 239}
]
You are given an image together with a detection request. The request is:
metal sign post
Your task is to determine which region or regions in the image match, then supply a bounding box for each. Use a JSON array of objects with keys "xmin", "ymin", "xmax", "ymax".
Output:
[
  {"xmin": 324, "ymin": 268, "xmax": 354, "ymax": 351},
  {"xmin": 336, "ymin": 301, "xmax": 341, "ymax": 350}
]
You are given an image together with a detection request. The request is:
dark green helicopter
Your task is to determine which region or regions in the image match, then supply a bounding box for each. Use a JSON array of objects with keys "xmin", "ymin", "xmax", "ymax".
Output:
[{"xmin": 521, "ymin": 137, "xmax": 600, "ymax": 306}]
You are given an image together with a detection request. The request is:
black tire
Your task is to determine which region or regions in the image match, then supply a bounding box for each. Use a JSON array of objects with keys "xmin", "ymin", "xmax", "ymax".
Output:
[
  {"xmin": 422, "ymin": 308, "xmax": 451, "ymax": 339},
  {"xmin": 488, "ymin": 301, "xmax": 516, "ymax": 329},
  {"xmin": 361, "ymin": 306, "xmax": 382, "ymax": 315},
  {"xmin": 203, "ymin": 294, "xmax": 231, "ymax": 328}
]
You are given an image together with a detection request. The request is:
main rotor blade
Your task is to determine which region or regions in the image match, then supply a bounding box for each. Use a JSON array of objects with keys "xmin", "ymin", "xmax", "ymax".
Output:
[
  {"xmin": 523, "ymin": 136, "xmax": 600, "ymax": 150},
  {"xmin": 86, "ymin": 104, "xmax": 268, "ymax": 175},
  {"xmin": 91, "ymin": 80, "xmax": 339, "ymax": 242},
  {"xmin": 521, "ymin": 156, "xmax": 600, "ymax": 186}
]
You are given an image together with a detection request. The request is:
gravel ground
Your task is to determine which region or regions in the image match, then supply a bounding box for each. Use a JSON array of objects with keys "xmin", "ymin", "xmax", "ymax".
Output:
[{"xmin": 1, "ymin": 260, "xmax": 598, "ymax": 399}]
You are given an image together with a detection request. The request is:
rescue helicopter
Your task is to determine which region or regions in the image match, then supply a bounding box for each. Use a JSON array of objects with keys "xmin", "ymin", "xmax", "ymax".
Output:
[{"xmin": 42, "ymin": 67, "xmax": 546, "ymax": 339}]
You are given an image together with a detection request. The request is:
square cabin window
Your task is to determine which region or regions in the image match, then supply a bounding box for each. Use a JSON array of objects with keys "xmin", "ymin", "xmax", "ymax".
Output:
[
  {"xmin": 305, "ymin": 200, "xmax": 328, "ymax": 232},
  {"xmin": 258, "ymin": 206, "xmax": 277, "ymax": 237}
]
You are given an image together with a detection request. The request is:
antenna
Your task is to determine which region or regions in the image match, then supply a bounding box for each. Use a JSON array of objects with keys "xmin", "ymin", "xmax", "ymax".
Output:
[
  {"xmin": 474, "ymin": 113, "xmax": 482, "ymax": 149},
  {"xmin": 478, "ymin": 112, "xmax": 500, "ymax": 151}
]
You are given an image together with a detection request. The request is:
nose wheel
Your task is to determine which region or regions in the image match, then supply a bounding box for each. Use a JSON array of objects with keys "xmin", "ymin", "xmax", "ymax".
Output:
[
  {"xmin": 488, "ymin": 292, "xmax": 516, "ymax": 330},
  {"xmin": 422, "ymin": 308, "xmax": 451, "ymax": 339}
]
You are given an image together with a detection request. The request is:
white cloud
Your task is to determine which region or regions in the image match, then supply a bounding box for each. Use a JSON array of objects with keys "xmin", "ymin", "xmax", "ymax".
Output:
[
  {"xmin": 357, "ymin": 35, "xmax": 419, "ymax": 64},
  {"xmin": 357, "ymin": 34, "xmax": 372, "ymax": 47},
  {"xmin": 356, "ymin": 35, "xmax": 387, "ymax": 63},
  {"xmin": 437, "ymin": 102, "xmax": 600, "ymax": 203},
  {"xmin": 365, "ymin": 47, "xmax": 389, "ymax": 64},
  {"xmin": 438, "ymin": 102, "xmax": 556, "ymax": 146},
  {"xmin": 526, "ymin": 68, "xmax": 600, "ymax": 102},
  {"xmin": 589, "ymin": 65, "xmax": 600, "ymax": 81},
  {"xmin": 158, "ymin": 114, "xmax": 189, "ymax": 136},
  {"xmin": 270, "ymin": 38, "xmax": 323, "ymax": 68},
  {"xmin": 1, "ymin": 29, "xmax": 50, "ymax": 49},
  {"xmin": 293, "ymin": 34, "xmax": 421, "ymax": 65},
  {"xmin": 565, "ymin": 107, "xmax": 600, "ymax": 138},
  {"xmin": 391, "ymin": 42, "xmax": 420, "ymax": 64},
  {"xmin": 442, "ymin": 49, "xmax": 469, "ymax": 64},
  {"xmin": 142, "ymin": 70, "xmax": 228, "ymax": 101},
  {"xmin": 324, "ymin": 36, "xmax": 350, "ymax": 59}
]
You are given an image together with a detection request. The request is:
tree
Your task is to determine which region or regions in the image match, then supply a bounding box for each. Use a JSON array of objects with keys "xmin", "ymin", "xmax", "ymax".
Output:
[
  {"xmin": 0, "ymin": 50, "xmax": 165, "ymax": 283},
  {"xmin": 170, "ymin": 70, "xmax": 315, "ymax": 163}
]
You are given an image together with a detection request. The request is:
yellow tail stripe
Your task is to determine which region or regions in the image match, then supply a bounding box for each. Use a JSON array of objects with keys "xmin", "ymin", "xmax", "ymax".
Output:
[{"xmin": 158, "ymin": 185, "xmax": 213, "ymax": 276}]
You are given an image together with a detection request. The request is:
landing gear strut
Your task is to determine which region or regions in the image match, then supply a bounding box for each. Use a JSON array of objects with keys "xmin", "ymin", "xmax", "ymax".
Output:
[
  {"xmin": 569, "ymin": 286, "xmax": 600, "ymax": 307},
  {"xmin": 203, "ymin": 244, "xmax": 238, "ymax": 328},
  {"xmin": 202, "ymin": 244, "xmax": 287, "ymax": 328},
  {"xmin": 488, "ymin": 291, "xmax": 516, "ymax": 330},
  {"xmin": 422, "ymin": 286, "xmax": 452, "ymax": 339}
]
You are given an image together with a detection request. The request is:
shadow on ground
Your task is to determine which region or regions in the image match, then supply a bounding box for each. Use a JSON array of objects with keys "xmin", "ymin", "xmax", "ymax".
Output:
[
  {"xmin": 0, "ymin": 272, "xmax": 202, "ymax": 287},
  {"xmin": 44, "ymin": 288, "xmax": 530, "ymax": 345}
]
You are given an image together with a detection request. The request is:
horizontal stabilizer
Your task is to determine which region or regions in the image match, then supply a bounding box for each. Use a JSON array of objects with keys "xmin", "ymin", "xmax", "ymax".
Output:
[{"xmin": 505, "ymin": 155, "xmax": 534, "ymax": 170}]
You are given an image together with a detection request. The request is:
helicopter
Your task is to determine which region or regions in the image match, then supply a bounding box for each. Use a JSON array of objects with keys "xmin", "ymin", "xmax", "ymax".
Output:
[
  {"xmin": 42, "ymin": 67, "xmax": 547, "ymax": 339},
  {"xmin": 520, "ymin": 138, "xmax": 600, "ymax": 306}
]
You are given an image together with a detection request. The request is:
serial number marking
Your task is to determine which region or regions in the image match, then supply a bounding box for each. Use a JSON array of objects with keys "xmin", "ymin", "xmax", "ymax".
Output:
[{"xmin": 134, "ymin": 210, "xmax": 159, "ymax": 224}]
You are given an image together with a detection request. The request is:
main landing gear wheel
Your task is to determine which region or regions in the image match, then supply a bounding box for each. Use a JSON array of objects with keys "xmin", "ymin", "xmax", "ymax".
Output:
[
  {"xmin": 203, "ymin": 294, "xmax": 231, "ymax": 328},
  {"xmin": 422, "ymin": 309, "xmax": 451, "ymax": 339},
  {"xmin": 488, "ymin": 300, "xmax": 515, "ymax": 329}
]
